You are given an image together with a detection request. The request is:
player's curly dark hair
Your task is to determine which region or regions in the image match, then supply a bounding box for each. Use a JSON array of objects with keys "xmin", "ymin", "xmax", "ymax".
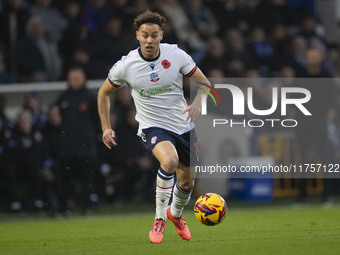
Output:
[{"xmin": 133, "ymin": 10, "xmax": 166, "ymax": 30}]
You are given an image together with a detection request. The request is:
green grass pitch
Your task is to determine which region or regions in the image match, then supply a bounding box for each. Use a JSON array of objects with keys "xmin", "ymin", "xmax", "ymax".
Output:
[{"xmin": 0, "ymin": 205, "xmax": 339, "ymax": 255}]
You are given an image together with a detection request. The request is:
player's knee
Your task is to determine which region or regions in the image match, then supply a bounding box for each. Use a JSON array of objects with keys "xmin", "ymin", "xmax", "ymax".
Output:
[
  {"xmin": 161, "ymin": 155, "xmax": 178, "ymax": 173},
  {"xmin": 178, "ymin": 178, "xmax": 195, "ymax": 191}
]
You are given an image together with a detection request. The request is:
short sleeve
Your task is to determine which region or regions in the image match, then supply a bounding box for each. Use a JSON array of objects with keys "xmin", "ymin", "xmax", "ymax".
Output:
[
  {"xmin": 108, "ymin": 60, "xmax": 126, "ymax": 88},
  {"xmin": 177, "ymin": 47, "xmax": 197, "ymax": 77}
]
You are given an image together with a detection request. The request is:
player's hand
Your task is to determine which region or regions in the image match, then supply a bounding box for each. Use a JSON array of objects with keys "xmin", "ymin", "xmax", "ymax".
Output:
[
  {"xmin": 102, "ymin": 128, "xmax": 117, "ymax": 149},
  {"xmin": 182, "ymin": 101, "xmax": 201, "ymax": 122}
]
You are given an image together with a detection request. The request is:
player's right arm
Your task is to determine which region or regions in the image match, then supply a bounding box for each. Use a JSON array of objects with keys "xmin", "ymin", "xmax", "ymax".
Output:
[{"xmin": 98, "ymin": 78, "xmax": 119, "ymax": 149}]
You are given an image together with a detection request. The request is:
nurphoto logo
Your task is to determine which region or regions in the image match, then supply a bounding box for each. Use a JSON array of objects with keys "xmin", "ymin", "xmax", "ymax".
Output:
[{"xmin": 200, "ymin": 83, "xmax": 311, "ymax": 128}]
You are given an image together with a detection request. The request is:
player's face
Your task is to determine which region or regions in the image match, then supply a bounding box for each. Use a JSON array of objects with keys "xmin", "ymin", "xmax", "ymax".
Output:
[{"xmin": 136, "ymin": 24, "xmax": 163, "ymax": 59}]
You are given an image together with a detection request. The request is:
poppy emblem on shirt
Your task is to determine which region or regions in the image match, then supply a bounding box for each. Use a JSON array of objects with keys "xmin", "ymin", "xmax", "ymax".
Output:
[
  {"xmin": 79, "ymin": 102, "xmax": 89, "ymax": 112},
  {"xmin": 161, "ymin": 59, "xmax": 171, "ymax": 69}
]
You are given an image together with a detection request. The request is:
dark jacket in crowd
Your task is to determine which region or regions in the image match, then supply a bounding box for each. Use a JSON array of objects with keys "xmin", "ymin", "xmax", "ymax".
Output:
[
  {"xmin": 16, "ymin": 36, "xmax": 47, "ymax": 76},
  {"xmin": 0, "ymin": 128, "xmax": 12, "ymax": 176},
  {"xmin": 7, "ymin": 125, "xmax": 43, "ymax": 160},
  {"xmin": 57, "ymin": 86, "xmax": 98, "ymax": 158}
]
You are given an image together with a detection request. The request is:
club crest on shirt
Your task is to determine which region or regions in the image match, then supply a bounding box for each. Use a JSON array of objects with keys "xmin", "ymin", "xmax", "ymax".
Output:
[
  {"xmin": 150, "ymin": 72, "xmax": 160, "ymax": 82},
  {"xmin": 151, "ymin": 136, "xmax": 158, "ymax": 145}
]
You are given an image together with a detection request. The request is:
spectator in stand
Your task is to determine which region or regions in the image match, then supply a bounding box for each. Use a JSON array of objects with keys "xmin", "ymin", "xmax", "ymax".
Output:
[
  {"xmin": 227, "ymin": 58, "xmax": 246, "ymax": 78},
  {"xmin": 108, "ymin": 0, "xmax": 132, "ymax": 30},
  {"xmin": 184, "ymin": 0, "xmax": 218, "ymax": 40},
  {"xmin": 0, "ymin": 117, "xmax": 12, "ymax": 209},
  {"xmin": 59, "ymin": 0, "xmax": 89, "ymax": 58},
  {"xmin": 5, "ymin": 111, "xmax": 45, "ymax": 211},
  {"xmin": 41, "ymin": 104, "xmax": 63, "ymax": 216},
  {"xmin": 107, "ymin": 0, "xmax": 149, "ymax": 51},
  {"xmin": 230, "ymin": 0, "xmax": 253, "ymax": 34},
  {"xmin": 49, "ymin": 0, "xmax": 81, "ymax": 12},
  {"xmin": 90, "ymin": 16, "xmax": 126, "ymax": 78},
  {"xmin": 16, "ymin": 15, "xmax": 46, "ymax": 82},
  {"xmin": 111, "ymin": 85, "xmax": 134, "ymax": 127},
  {"xmin": 63, "ymin": 46, "xmax": 95, "ymax": 79},
  {"xmin": 286, "ymin": 36, "xmax": 307, "ymax": 77},
  {"xmin": 42, "ymin": 104, "xmax": 62, "ymax": 181},
  {"xmin": 130, "ymin": 0, "xmax": 149, "ymax": 16},
  {"xmin": 224, "ymin": 29, "xmax": 251, "ymax": 77},
  {"xmin": 0, "ymin": 0, "xmax": 30, "ymax": 47},
  {"xmin": 0, "ymin": 0, "xmax": 30, "ymax": 80},
  {"xmin": 161, "ymin": 19, "xmax": 180, "ymax": 45},
  {"xmin": 285, "ymin": 0, "xmax": 315, "ymax": 16},
  {"xmin": 206, "ymin": 68, "xmax": 225, "ymax": 79},
  {"xmin": 57, "ymin": 66, "xmax": 99, "ymax": 214},
  {"xmin": 117, "ymin": 106, "xmax": 155, "ymax": 202},
  {"xmin": 200, "ymin": 37, "xmax": 228, "ymax": 75},
  {"xmin": 255, "ymin": 0, "xmax": 298, "ymax": 32},
  {"xmin": 287, "ymin": 33, "xmax": 336, "ymax": 77},
  {"xmin": 210, "ymin": 0, "xmax": 253, "ymax": 36},
  {"xmin": 0, "ymin": 49, "xmax": 11, "ymax": 83},
  {"xmin": 30, "ymin": 0, "xmax": 67, "ymax": 43},
  {"xmin": 298, "ymin": 14, "xmax": 327, "ymax": 49},
  {"xmin": 207, "ymin": 0, "xmax": 235, "ymax": 34},
  {"xmin": 279, "ymin": 65, "xmax": 295, "ymax": 78},
  {"xmin": 98, "ymin": 105, "xmax": 155, "ymax": 203},
  {"xmin": 270, "ymin": 23, "xmax": 291, "ymax": 65},
  {"xmin": 81, "ymin": 0, "xmax": 112, "ymax": 35},
  {"xmin": 155, "ymin": 0, "xmax": 206, "ymax": 61},
  {"xmin": 22, "ymin": 91, "xmax": 46, "ymax": 131},
  {"xmin": 301, "ymin": 47, "xmax": 331, "ymax": 78},
  {"xmin": 311, "ymin": 42, "xmax": 336, "ymax": 77},
  {"xmin": 248, "ymin": 26, "xmax": 278, "ymax": 77},
  {"xmin": 0, "ymin": 94, "xmax": 13, "ymax": 130},
  {"xmin": 224, "ymin": 29, "xmax": 249, "ymax": 60},
  {"xmin": 97, "ymin": 86, "xmax": 140, "ymax": 201},
  {"xmin": 16, "ymin": 15, "xmax": 63, "ymax": 82}
]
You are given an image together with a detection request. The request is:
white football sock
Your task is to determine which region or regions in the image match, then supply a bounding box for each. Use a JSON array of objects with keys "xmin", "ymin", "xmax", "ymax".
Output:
[
  {"xmin": 155, "ymin": 167, "xmax": 174, "ymax": 220},
  {"xmin": 170, "ymin": 182, "xmax": 192, "ymax": 218}
]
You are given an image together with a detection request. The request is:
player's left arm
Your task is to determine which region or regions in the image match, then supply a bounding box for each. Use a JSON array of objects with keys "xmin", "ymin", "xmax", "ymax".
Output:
[
  {"xmin": 98, "ymin": 78, "xmax": 119, "ymax": 149},
  {"xmin": 182, "ymin": 67, "xmax": 210, "ymax": 122}
]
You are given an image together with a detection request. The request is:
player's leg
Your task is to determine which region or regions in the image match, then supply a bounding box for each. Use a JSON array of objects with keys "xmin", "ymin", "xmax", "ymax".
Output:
[
  {"xmin": 166, "ymin": 162, "xmax": 194, "ymax": 241},
  {"xmin": 171, "ymin": 162, "xmax": 195, "ymax": 217},
  {"xmin": 152, "ymin": 141, "xmax": 178, "ymax": 219},
  {"xmin": 149, "ymin": 140, "xmax": 178, "ymax": 243},
  {"xmin": 166, "ymin": 129, "xmax": 198, "ymax": 241}
]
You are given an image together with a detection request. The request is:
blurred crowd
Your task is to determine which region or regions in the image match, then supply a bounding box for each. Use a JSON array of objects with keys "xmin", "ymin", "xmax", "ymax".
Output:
[
  {"xmin": 0, "ymin": 0, "xmax": 339, "ymax": 83},
  {"xmin": 0, "ymin": 0, "xmax": 340, "ymax": 214},
  {"xmin": 0, "ymin": 66, "xmax": 157, "ymax": 215}
]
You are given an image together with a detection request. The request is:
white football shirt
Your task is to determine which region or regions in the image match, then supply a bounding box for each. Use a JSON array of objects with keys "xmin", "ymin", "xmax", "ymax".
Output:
[{"xmin": 108, "ymin": 43, "xmax": 197, "ymax": 135}]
